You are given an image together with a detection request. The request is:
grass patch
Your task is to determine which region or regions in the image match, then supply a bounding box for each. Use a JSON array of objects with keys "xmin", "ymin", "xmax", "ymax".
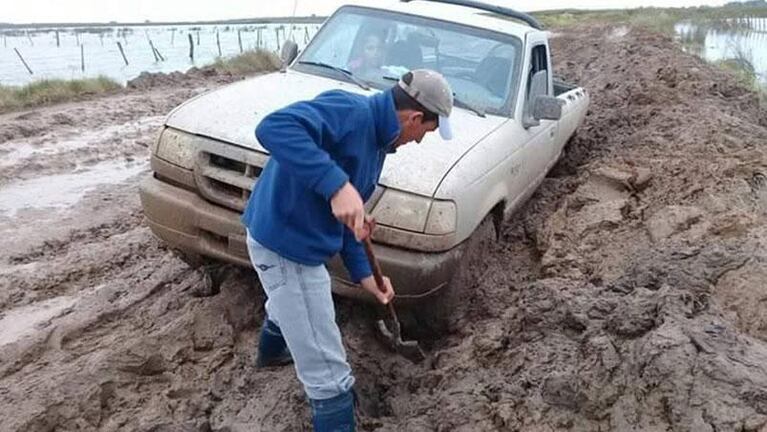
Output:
[
  {"xmin": 715, "ymin": 57, "xmax": 767, "ymax": 107},
  {"xmin": 209, "ymin": 49, "xmax": 281, "ymax": 75},
  {"xmin": 0, "ymin": 75, "xmax": 121, "ymax": 114}
]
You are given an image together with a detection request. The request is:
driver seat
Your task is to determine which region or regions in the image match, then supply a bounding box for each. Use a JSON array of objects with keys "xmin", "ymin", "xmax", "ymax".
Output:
[
  {"xmin": 474, "ymin": 56, "xmax": 511, "ymax": 97},
  {"xmin": 386, "ymin": 40, "xmax": 423, "ymax": 70}
]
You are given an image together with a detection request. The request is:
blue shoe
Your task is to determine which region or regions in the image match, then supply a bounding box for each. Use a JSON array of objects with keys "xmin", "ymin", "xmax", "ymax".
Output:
[
  {"xmin": 310, "ymin": 390, "xmax": 355, "ymax": 432},
  {"xmin": 256, "ymin": 319, "xmax": 293, "ymax": 368}
]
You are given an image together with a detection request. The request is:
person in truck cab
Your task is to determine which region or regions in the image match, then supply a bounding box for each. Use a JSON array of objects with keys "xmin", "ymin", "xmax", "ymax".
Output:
[
  {"xmin": 241, "ymin": 69, "xmax": 454, "ymax": 431},
  {"xmin": 348, "ymin": 30, "xmax": 387, "ymax": 80}
]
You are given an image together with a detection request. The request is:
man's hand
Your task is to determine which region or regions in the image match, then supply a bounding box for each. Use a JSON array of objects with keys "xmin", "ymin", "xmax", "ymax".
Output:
[
  {"xmin": 330, "ymin": 182, "xmax": 366, "ymax": 241},
  {"xmin": 360, "ymin": 275, "xmax": 395, "ymax": 305}
]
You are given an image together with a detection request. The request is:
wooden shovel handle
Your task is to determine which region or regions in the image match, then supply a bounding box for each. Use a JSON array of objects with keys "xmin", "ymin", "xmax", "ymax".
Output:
[{"xmin": 363, "ymin": 237, "xmax": 387, "ymax": 294}]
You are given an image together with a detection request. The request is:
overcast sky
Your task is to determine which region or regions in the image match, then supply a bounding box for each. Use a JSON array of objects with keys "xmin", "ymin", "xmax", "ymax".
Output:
[{"xmin": 4, "ymin": 0, "xmax": 733, "ymax": 24}]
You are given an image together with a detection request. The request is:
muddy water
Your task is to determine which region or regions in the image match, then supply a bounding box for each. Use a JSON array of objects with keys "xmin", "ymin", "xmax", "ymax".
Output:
[
  {"xmin": 676, "ymin": 18, "xmax": 767, "ymax": 85},
  {"xmin": 1, "ymin": 24, "xmax": 767, "ymax": 432}
]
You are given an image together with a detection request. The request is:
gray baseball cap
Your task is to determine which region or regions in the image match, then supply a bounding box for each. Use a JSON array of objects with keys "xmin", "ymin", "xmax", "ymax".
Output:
[{"xmin": 398, "ymin": 69, "xmax": 454, "ymax": 140}]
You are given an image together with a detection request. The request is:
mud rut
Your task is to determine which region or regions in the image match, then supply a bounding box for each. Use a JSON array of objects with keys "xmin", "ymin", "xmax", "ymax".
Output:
[{"xmin": 1, "ymin": 25, "xmax": 766, "ymax": 432}]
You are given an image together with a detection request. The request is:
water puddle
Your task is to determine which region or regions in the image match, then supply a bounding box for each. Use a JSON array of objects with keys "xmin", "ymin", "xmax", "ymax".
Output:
[
  {"xmin": 608, "ymin": 26, "xmax": 629, "ymax": 40},
  {"xmin": 0, "ymin": 160, "xmax": 147, "ymax": 217},
  {"xmin": 0, "ymin": 261, "xmax": 38, "ymax": 277},
  {"xmin": 0, "ymin": 116, "xmax": 164, "ymax": 168},
  {"xmin": 0, "ymin": 295, "xmax": 76, "ymax": 346}
]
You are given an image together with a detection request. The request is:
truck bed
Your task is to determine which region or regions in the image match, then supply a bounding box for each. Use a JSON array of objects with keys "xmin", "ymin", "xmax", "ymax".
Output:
[
  {"xmin": 553, "ymin": 78, "xmax": 578, "ymax": 97},
  {"xmin": 553, "ymin": 78, "xmax": 589, "ymax": 150}
]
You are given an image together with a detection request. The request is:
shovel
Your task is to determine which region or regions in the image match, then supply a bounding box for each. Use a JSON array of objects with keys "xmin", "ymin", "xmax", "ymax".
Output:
[{"xmin": 362, "ymin": 233, "xmax": 426, "ymax": 363}]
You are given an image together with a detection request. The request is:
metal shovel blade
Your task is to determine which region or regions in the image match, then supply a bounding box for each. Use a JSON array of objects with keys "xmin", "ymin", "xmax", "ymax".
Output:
[{"xmin": 376, "ymin": 317, "xmax": 426, "ymax": 364}]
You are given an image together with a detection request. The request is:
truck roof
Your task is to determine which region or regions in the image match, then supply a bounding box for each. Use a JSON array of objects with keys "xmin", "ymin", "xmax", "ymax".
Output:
[{"xmin": 360, "ymin": 0, "xmax": 537, "ymax": 40}]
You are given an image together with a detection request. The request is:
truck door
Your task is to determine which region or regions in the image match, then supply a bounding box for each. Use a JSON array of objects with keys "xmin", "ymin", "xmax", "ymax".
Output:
[{"xmin": 516, "ymin": 33, "xmax": 558, "ymax": 195}]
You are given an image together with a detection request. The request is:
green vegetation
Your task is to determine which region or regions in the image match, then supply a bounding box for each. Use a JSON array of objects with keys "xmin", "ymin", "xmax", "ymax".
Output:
[
  {"xmin": 0, "ymin": 76, "xmax": 121, "ymax": 113},
  {"xmin": 716, "ymin": 57, "xmax": 767, "ymax": 107},
  {"xmin": 533, "ymin": 2, "xmax": 767, "ymax": 33},
  {"xmin": 209, "ymin": 49, "xmax": 280, "ymax": 75}
]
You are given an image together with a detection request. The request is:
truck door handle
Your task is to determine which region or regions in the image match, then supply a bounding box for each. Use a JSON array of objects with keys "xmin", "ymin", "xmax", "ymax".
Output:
[{"xmin": 549, "ymin": 129, "xmax": 555, "ymax": 138}]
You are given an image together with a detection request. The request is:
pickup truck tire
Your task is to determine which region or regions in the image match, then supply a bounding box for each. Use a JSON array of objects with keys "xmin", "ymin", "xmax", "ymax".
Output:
[
  {"xmin": 412, "ymin": 215, "xmax": 497, "ymax": 337},
  {"xmin": 171, "ymin": 249, "xmax": 228, "ymax": 297}
]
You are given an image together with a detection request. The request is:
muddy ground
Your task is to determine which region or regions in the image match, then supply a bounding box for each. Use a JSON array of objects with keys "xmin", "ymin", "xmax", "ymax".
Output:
[{"xmin": 1, "ymin": 24, "xmax": 766, "ymax": 431}]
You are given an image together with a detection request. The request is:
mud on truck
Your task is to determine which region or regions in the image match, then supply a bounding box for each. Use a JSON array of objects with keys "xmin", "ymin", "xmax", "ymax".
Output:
[{"xmin": 139, "ymin": 0, "xmax": 589, "ymax": 331}]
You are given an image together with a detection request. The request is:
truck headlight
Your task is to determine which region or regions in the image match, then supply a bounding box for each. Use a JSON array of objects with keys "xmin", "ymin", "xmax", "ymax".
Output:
[
  {"xmin": 425, "ymin": 200, "xmax": 457, "ymax": 235},
  {"xmin": 155, "ymin": 127, "xmax": 197, "ymax": 170},
  {"xmin": 372, "ymin": 189, "xmax": 431, "ymax": 232},
  {"xmin": 371, "ymin": 189, "xmax": 456, "ymax": 235}
]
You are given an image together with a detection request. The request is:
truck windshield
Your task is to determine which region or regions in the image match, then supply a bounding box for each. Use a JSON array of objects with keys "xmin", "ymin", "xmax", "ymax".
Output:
[{"xmin": 294, "ymin": 6, "xmax": 522, "ymax": 116}]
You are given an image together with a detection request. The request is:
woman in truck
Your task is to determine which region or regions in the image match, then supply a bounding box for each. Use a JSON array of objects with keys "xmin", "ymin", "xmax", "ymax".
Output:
[{"xmin": 348, "ymin": 30, "xmax": 386, "ymax": 79}]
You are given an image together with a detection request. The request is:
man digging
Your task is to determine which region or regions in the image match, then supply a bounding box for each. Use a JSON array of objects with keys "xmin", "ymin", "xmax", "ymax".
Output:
[{"xmin": 241, "ymin": 69, "xmax": 454, "ymax": 431}]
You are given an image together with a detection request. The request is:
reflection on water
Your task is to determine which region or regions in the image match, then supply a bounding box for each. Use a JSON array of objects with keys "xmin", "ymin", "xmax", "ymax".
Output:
[{"xmin": 675, "ymin": 17, "xmax": 767, "ymax": 85}]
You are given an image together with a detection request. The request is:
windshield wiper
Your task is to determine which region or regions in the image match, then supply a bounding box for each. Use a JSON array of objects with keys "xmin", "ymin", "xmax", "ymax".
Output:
[
  {"xmin": 382, "ymin": 74, "xmax": 486, "ymax": 118},
  {"xmin": 453, "ymin": 97, "xmax": 486, "ymax": 117},
  {"xmin": 297, "ymin": 61, "xmax": 370, "ymax": 90}
]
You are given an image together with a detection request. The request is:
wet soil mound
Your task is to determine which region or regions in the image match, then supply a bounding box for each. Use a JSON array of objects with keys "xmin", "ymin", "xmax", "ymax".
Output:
[{"xmin": 370, "ymin": 24, "xmax": 767, "ymax": 431}]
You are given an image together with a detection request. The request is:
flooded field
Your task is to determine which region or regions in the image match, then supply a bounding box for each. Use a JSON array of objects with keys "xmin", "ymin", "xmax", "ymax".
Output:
[
  {"xmin": 676, "ymin": 17, "xmax": 767, "ymax": 85},
  {"xmin": 0, "ymin": 22, "xmax": 320, "ymax": 86}
]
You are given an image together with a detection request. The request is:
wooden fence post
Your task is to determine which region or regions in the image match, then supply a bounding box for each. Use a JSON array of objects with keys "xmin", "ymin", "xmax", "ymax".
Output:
[
  {"xmin": 152, "ymin": 40, "xmax": 165, "ymax": 61},
  {"xmin": 148, "ymin": 37, "xmax": 159, "ymax": 62},
  {"xmin": 145, "ymin": 31, "xmax": 164, "ymax": 62},
  {"xmin": 275, "ymin": 27, "xmax": 280, "ymax": 50},
  {"xmin": 55, "ymin": 30, "xmax": 60, "ymax": 47},
  {"xmin": 14, "ymin": 48, "xmax": 34, "ymax": 75},
  {"xmin": 238, "ymin": 29, "xmax": 243, "ymax": 53},
  {"xmin": 117, "ymin": 41, "xmax": 129, "ymax": 66},
  {"xmin": 216, "ymin": 30, "xmax": 222, "ymax": 57},
  {"xmin": 80, "ymin": 44, "xmax": 85, "ymax": 72},
  {"xmin": 171, "ymin": 28, "xmax": 175, "ymax": 46},
  {"xmin": 188, "ymin": 33, "xmax": 195, "ymax": 61}
]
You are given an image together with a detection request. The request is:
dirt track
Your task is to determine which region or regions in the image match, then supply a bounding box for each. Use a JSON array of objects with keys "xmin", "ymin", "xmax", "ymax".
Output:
[{"xmin": 1, "ymin": 24, "xmax": 766, "ymax": 431}]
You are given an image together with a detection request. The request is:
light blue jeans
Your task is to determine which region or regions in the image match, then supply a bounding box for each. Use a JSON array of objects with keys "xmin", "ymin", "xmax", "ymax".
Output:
[{"xmin": 246, "ymin": 232, "xmax": 355, "ymax": 400}]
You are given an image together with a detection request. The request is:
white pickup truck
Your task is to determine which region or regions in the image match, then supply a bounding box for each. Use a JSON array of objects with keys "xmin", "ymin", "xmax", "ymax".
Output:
[{"xmin": 139, "ymin": 0, "xmax": 589, "ymax": 328}]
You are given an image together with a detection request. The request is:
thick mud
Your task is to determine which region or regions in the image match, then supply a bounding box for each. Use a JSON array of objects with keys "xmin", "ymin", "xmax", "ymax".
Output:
[{"xmin": 1, "ymin": 24, "xmax": 766, "ymax": 431}]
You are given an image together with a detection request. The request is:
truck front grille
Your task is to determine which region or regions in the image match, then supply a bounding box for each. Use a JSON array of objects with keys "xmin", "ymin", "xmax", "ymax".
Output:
[{"xmin": 194, "ymin": 147, "xmax": 267, "ymax": 212}]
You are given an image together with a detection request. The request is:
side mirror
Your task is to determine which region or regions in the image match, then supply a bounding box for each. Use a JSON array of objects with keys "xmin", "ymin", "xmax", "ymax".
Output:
[
  {"xmin": 280, "ymin": 40, "xmax": 298, "ymax": 68},
  {"xmin": 532, "ymin": 95, "xmax": 563, "ymax": 121},
  {"xmin": 522, "ymin": 69, "xmax": 560, "ymax": 128}
]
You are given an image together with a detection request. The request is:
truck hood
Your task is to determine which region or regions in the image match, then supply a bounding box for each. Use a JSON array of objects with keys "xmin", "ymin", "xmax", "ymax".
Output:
[{"xmin": 165, "ymin": 70, "xmax": 506, "ymax": 197}]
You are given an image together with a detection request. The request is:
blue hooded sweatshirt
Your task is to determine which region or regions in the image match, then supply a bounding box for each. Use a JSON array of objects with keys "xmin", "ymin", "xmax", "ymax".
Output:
[{"xmin": 241, "ymin": 88, "xmax": 400, "ymax": 282}]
